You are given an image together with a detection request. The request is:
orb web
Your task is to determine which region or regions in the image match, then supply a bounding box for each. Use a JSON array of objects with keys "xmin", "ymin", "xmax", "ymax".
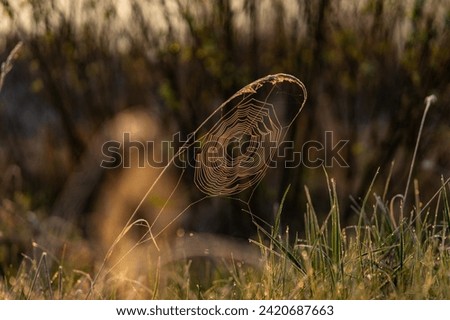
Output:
[
  {"xmin": 194, "ymin": 98, "xmax": 282, "ymax": 196},
  {"xmin": 94, "ymin": 73, "xmax": 307, "ymax": 283}
]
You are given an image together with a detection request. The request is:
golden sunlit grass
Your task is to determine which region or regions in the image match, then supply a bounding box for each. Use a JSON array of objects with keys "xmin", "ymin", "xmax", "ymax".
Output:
[{"xmin": 1, "ymin": 172, "xmax": 449, "ymax": 299}]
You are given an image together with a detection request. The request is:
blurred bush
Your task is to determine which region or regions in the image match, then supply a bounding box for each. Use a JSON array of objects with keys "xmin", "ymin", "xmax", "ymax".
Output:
[{"xmin": 0, "ymin": 0, "xmax": 449, "ymax": 244}]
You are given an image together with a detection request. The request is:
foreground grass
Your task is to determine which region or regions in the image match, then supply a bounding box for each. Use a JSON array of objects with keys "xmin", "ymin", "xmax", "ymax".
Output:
[{"xmin": 1, "ymin": 175, "xmax": 449, "ymax": 300}]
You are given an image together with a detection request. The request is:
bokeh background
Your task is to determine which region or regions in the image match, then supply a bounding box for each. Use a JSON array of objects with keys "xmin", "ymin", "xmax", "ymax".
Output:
[{"xmin": 0, "ymin": 0, "xmax": 449, "ymax": 272}]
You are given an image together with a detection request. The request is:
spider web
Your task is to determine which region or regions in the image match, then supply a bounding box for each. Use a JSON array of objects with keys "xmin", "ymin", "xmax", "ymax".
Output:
[
  {"xmin": 194, "ymin": 97, "xmax": 282, "ymax": 196},
  {"xmin": 90, "ymin": 73, "xmax": 307, "ymax": 292}
]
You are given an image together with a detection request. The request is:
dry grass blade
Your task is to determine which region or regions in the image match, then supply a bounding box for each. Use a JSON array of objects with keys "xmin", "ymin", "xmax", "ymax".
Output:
[
  {"xmin": 0, "ymin": 41, "xmax": 23, "ymax": 92},
  {"xmin": 402, "ymin": 95, "xmax": 437, "ymax": 205}
]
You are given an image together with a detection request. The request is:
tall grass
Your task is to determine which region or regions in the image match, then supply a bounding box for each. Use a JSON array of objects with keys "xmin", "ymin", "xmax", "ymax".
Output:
[
  {"xmin": 0, "ymin": 0, "xmax": 448, "ymax": 225},
  {"xmin": 1, "ymin": 172, "xmax": 448, "ymax": 299},
  {"xmin": 2, "ymin": 91, "xmax": 448, "ymax": 299}
]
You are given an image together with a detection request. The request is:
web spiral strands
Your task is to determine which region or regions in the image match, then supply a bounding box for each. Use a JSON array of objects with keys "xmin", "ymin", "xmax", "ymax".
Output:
[{"xmin": 193, "ymin": 74, "xmax": 307, "ymax": 196}]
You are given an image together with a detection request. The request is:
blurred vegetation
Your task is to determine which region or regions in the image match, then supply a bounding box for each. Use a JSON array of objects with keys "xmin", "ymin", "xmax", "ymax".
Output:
[{"xmin": 0, "ymin": 0, "xmax": 449, "ymax": 290}]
